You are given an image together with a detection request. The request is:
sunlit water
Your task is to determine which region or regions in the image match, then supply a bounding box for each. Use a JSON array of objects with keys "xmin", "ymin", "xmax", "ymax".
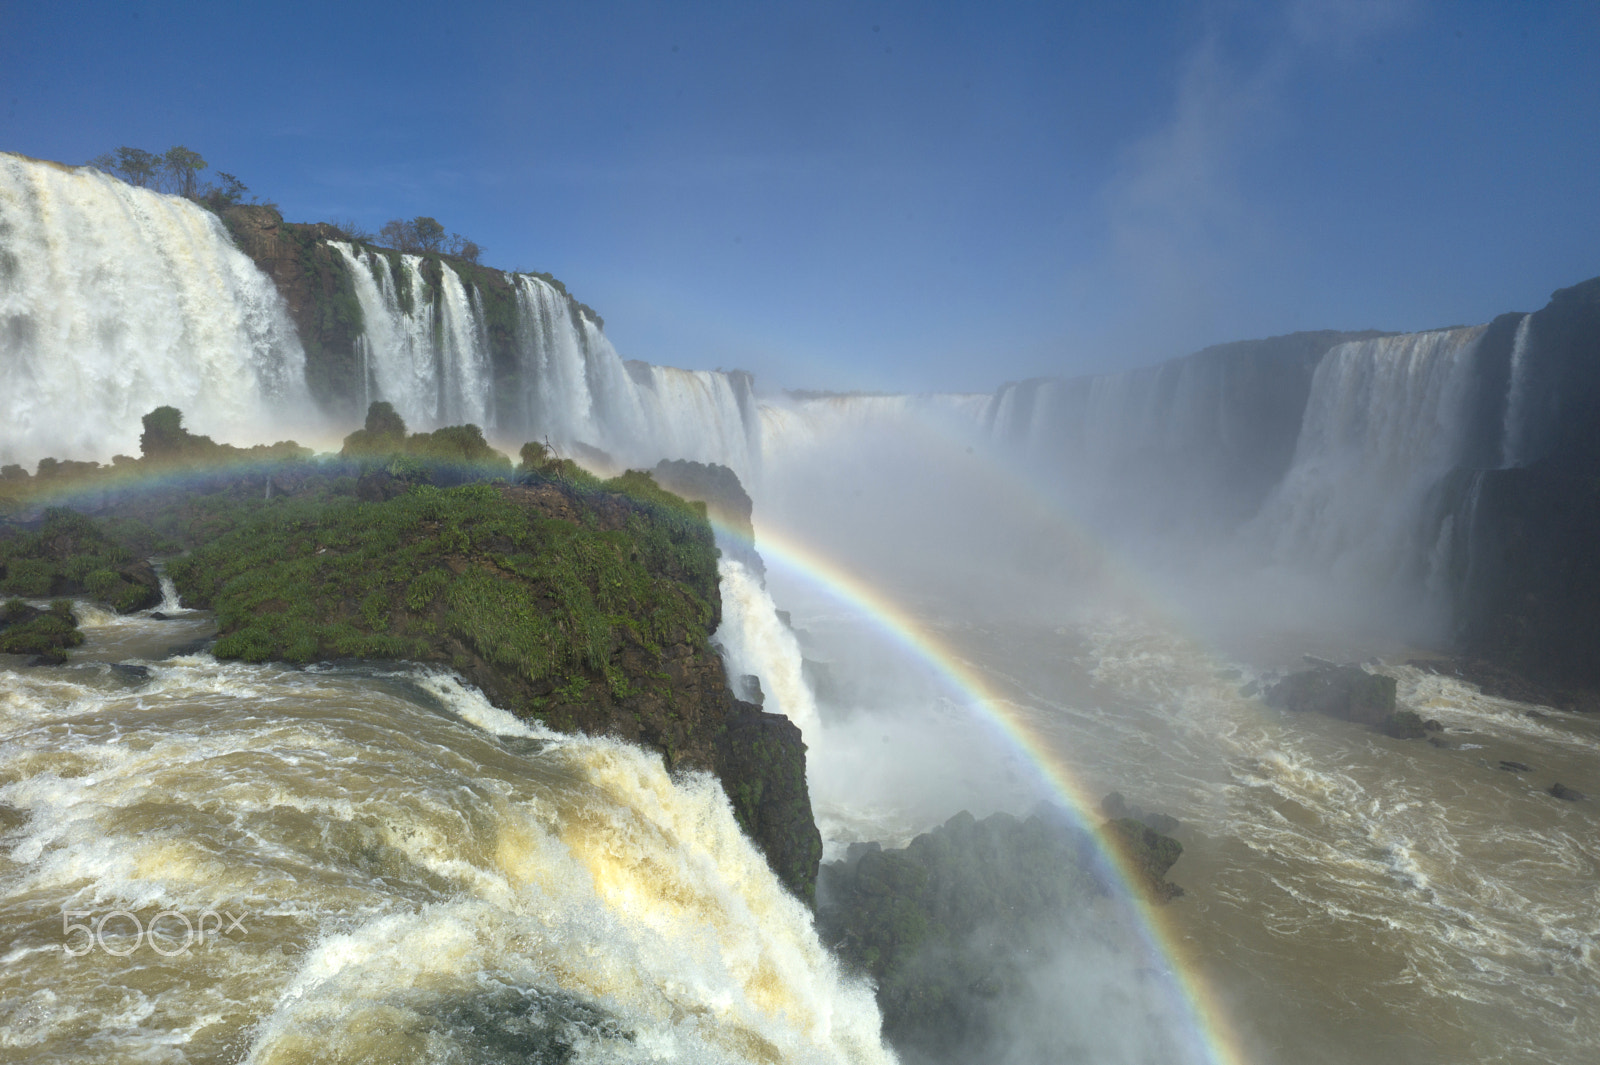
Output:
[
  {"xmin": 0, "ymin": 608, "xmax": 892, "ymax": 1065},
  {"xmin": 798, "ymin": 599, "xmax": 1600, "ymax": 1065}
]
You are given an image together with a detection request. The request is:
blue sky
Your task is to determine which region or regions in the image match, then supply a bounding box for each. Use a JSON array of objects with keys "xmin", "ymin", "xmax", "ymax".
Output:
[{"xmin": 3, "ymin": 0, "xmax": 1597, "ymax": 392}]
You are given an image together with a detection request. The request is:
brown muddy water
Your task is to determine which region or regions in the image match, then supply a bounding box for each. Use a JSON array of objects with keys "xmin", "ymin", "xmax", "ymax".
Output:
[{"xmin": 926, "ymin": 614, "xmax": 1600, "ymax": 1065}]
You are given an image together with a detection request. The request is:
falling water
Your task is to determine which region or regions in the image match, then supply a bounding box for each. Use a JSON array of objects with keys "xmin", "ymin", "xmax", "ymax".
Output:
[
  {"xmin": 1499, "ymin": 314, "xmax": 1534, "ymax": 469},
  {"xmin": 712, "ymin": 559, "xmax": 822, "ymax": 739},
  {"xmin": 327, "ymin": 242, "xmax": 494, "ymax": 430},
  {"xmin": 0, "ymin": 153, "xmax": 309, "ymax": 467},
  {"xmin": 1251, "ymin": 328, "xmax": 1486, "ymax": 607},
  {"xmin": 0, "ymin": 627, "xmax": 892, "ymax": 1065}
]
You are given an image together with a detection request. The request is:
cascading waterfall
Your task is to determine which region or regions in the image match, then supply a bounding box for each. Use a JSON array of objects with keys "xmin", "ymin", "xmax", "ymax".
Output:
[
  {"xmin": 1251, "ymin": 327, "xmax": 1487, "ymax": 605},
  {"xmin": 712, "ymin": 559, "xmax": 822, "ymax": 739},
  {"xmin": 327, "ymin": 242, "xmax": 494, "ymax": 430},
  {"xmin": 0, "ymin": 153, "xmax": 309, "ymax": 466},
  {"xmin": 500, "ymin": 275, "xmax": 762, "ymax": 475},
  {"xmin": 0, "ymin": 647, "xmax": 892, "ymax": 1064}
]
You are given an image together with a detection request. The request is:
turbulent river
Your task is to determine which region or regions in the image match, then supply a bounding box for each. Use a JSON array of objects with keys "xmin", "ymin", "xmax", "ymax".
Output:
[
  {"xmin": 0, "ymin": 605, "xmax": 891, "ymax": 1065},
  {"xmin": 777, "ymin": 579, "xmax": 1600, "ymax": 1065}
]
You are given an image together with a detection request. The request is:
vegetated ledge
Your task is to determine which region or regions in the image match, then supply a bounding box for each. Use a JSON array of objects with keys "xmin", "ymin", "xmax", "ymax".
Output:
[{"xmin": 1, "ymin": 435, "xmax": 823, "ymax": 903}]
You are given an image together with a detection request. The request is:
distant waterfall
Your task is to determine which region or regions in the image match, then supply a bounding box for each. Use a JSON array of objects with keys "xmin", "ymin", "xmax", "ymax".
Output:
[
  {"xmin": 328, "ymin": 249, "xmax": 763, "ymax": 476},
  {"xmin": 1498, "ymin": 313, "xmax": 1534, "ymax": 469},
  {"xmin": 1252, "ymin": 327, "xmax": 1486, "ymax": 597},
  {"xmin": 500, "ymin": 274, "xmax": 763, "ymax": 475},
  {"xmin": 0, "ymin": 153, "xmax": 308, "ymax": 466},
  {"xmin": 328, "ymin": 242, "xmax": 494, "ymax": 430}
]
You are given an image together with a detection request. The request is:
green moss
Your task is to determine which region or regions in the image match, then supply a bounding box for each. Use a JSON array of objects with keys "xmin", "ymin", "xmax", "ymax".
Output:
[
  {"xmin": 0, "ymin": 597, "xmax": 84, "ymax": 657},
  {"xmin": 0, "ymin": 509, "xmax": 160, "ymax": 610},
  {"xmin": 167, "ymin": 481, "xmax": 718, "ymax": 699}
]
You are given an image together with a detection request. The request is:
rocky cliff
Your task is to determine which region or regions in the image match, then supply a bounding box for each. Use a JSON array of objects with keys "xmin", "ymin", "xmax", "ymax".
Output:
[{"xmin": 1450, "ymin": 278, "xmax": 1600, "ymax": 703}]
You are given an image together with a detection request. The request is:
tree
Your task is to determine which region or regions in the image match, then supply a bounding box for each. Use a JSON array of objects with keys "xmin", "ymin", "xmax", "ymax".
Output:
[
  {"xmin": 139, "ymin": 406, "xmax": 188, "ymax": 459},
  {"xmin": 365, "ymin": 401, "xmax": 407, "ymax": 437},
  {"xmin": 89, "ymin": 146, "xmax": 161, "ymax": 187},
  {"xmin": 203, "ymin": 172, "xmax": 249, "ymax": 210},
  {"xmin": 162, "ymin": 146, "xmax": 207, "ymax": 197},
  {"xmin": 379, "ymin": 218, "xmax": 418, "ymax": 253},
  {"xmin": 446, "ymin": 233, "xmax": 483, "ymax": 263},
  {"xmin": 411, "ymin": 216, "xmax": 446, "ymax": 252}
]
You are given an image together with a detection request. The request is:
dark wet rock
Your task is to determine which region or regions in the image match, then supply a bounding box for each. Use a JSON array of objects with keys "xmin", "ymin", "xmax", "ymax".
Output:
[
  {"xmin": 149, "ymin": 611, "xmax": 172, "ymax": 621},
  {"xmin": 1099, "ymin": 791, "xmax": 1181, "ymax": 836},
  {"xmin": 1497, "ymin": 760, "xmax": 1533, "ymax": 773},
  {"xmin": 1524, "ymin": 710, "xmax": 1547, "ymax": 720},
  {"xmin": 26, "ymin": 651, "xmax": 67, "ymax": 666},
  {"xmin": 734, "ymin": 674, "xmax": 764, "ymax": 706},
  {"xmin": 816, "ymin": 806, "xmax": 1103, "ymax": 1064},
  {"xmin": 1266, "ymin": 664, "xmax": 1397, "ymax": 726},
  {"xmin": 715, "ymin": 704, "xmax": 822, "ymax": 905},
  {"xmin": 1423, "ymin": 718, "xmax": 1444, "ymax": 731},
  {"xmin": 1240, "ymin": 679, "xmax": 1261, "ymax": 698},
  {"xmin": 650, "ymin": 459, "xmax": 763, "ymax": 576},
  {"xmin": 1101, "ymin": 818, "xmax": 1185, "ymax": 902},
  {"xmin": 110, "ymin": 663, "xmax": 151, "ymax": 681},
  {"xmin": 1428, "ymin": 737, "xmax": 1453, "ymax": 749},
  {"xmin": 354, "ymin": 468, "xmax": 408, "ymax": 503},
  {"xmin": 1382, "ymin": 710, "xmax": 1429, "ymax": 739},
  {"xmin": 1549, "ymin": 782, "xmax": 1585, "ymax": 802},
  {"xmin": 1446, "ymin": 278, "xmax": 1600, "ymax": 711}
]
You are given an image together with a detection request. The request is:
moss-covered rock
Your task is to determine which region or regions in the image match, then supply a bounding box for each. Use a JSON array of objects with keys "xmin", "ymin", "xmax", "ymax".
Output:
[
  {"xmin": 0, "ymin": 509, "xmax": 161, "ymax": 612},
  {"xmin": 1100, "ymin": 818, "xmax": 1184, "ymax": 901},
  {"xmin": 716, "ymin": 706, "xmax": 821, "ymax": 904},
  {"xmin": 0, "ymin": 598, "xmax": 83, "ymax": 662}
]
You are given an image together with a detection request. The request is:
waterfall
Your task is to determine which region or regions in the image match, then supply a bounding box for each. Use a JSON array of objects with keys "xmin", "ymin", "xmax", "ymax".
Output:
[
  {"xmin": 328, "ymin": 242, "xmax": 495, "ymax": 430},
  {"xmin": 501, "ymin": 275, "xmax": 763, "ymax": 475},
  {"xmin": 1499, "ymin": 313, "xmax": 1534, "ymax": 469},
  {"xmin": 0, "ymin": 153, "xmax": 308, "ymax": 467},
  {"xmin": 1252, "ymin": 327, "xmax": 1486, "ymax": 599},
  {"xmin": 713, "ymin": 558, "xmax": 822, "ymax": 739}
]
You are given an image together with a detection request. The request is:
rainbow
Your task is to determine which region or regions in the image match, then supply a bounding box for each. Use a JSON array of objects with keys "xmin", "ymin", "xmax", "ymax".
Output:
[
  {"xmin": 7, "ymin": 444, "xmax": 1253, "ymax": 1061},
  {"xmin": 714, "ymin": 515, "xmax": 1254, "ymax": 1065}
]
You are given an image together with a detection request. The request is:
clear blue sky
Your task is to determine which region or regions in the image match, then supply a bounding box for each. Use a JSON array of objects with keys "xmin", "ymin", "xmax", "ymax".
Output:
[{"xmin": 3, "ymin": 0, "xmax": 1596, "ymax": 392}]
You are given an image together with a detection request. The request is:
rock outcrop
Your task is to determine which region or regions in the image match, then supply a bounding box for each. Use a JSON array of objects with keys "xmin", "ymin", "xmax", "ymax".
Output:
[
  {"xmin": 816, "ymin": 807, "xmax": 1103, "ymax": 1064},
  {"xmin": 1265, "ymin": 664, "xmax": 1397, "ymax": 725},
  {"xmin": 1447, "ymin": 277, "xmax": 1600, "ymax": 705}
]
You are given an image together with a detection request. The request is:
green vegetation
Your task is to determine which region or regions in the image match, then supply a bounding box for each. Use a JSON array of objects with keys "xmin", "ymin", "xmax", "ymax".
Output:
[
  {"xmin": 0, "ymin": 509, "xmax": 161, "ymax": 612},
  {"xmin": 378, "ymin": 215, "xmax": 481, "ymax": 263},
  {"xmin": 0, "ymin": 599, "xmax": 83, "ymax": 661},
  {"xmin": 166, "ymin": 475, "xmax": 718, "ymax": 715},
  {"xmin": 340, "ymin": 403, "xmax": 511, "ymax": 478},
  {"xmin": 87, "ymin": 144, "xmax": 270, "ymax": 213}
]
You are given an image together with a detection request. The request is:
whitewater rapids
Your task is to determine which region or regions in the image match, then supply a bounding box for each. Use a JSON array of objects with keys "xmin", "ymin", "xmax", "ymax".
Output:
[{"xmin": 0, "ymin": 612, "xmax": 892, "ymax": 1065}]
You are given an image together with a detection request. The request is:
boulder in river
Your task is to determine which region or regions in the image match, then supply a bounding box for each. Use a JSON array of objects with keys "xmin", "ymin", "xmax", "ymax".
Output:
[
  {"xmin": 1549, "ymin": 782, "xmax": 1585, "ymax": 802},
  {"xmin": 1266, "ymin": 663, "xmax": 1396, "ymax": 726}
]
